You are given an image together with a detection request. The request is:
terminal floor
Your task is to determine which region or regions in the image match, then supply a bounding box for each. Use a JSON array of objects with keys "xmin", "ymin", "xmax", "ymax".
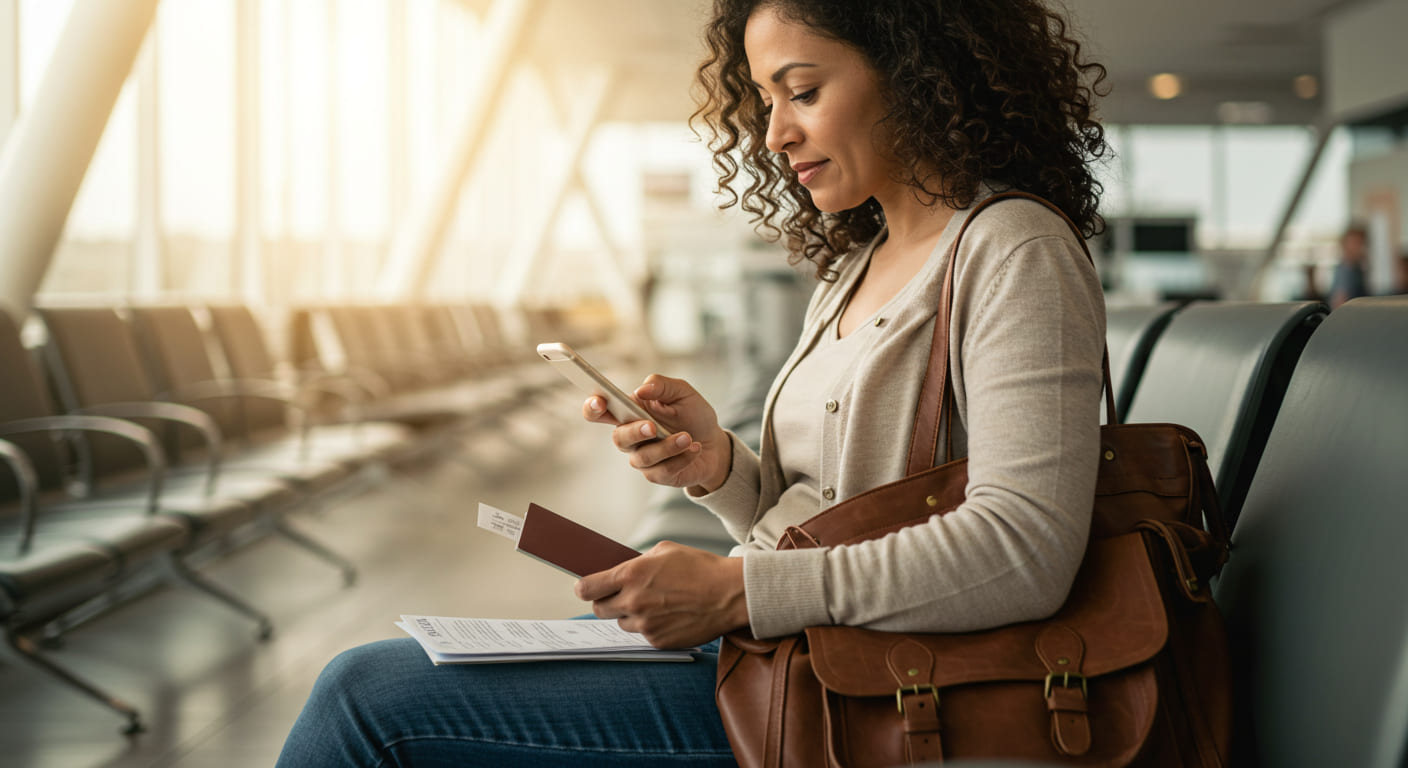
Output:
[{"xmin": 0, "ymin": 355, "xmax": 729, "ymax": 767}]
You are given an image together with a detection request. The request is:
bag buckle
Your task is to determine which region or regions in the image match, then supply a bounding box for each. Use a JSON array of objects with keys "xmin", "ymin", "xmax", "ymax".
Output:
[
  {"xmin": 895, "ymin": 684, "xmax": 940, "ymax": 713},
  {"xmin": 1044, "ymin": 672, "xmax": 1087, "ymax": 698}
]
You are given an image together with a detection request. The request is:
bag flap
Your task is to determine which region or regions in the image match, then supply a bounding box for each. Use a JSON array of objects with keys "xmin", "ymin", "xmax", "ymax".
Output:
[
  {"xmin": 1095, "ymin": 423, "xmax": 1199, "ymax": 497},
  {"xmin": 806, "ymin": 533, "xmax": 1166, "ymax": 696}
]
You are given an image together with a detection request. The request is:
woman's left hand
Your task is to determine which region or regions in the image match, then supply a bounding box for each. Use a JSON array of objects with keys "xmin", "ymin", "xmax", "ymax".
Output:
[{"xmin": 575, "ymin": 541, "xmax": 748, "ymax": 649}]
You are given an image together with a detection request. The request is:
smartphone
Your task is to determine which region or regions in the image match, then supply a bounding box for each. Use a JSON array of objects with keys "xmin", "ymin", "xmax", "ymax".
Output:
[{"xmin": 536, "ymin": 342, "xmax": 664, "ymax": 434}]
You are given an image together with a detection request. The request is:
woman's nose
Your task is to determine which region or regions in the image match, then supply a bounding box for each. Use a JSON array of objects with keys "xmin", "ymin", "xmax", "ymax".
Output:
[{"xmin": 765, "ymin": 105, "xmax": 800, "ymax": 154}]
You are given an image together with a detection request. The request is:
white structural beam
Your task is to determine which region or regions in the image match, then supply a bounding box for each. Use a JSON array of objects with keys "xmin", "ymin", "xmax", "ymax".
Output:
[
  {"xmin": 235, "ymin": 0, "xmax": 263, "ymax": 302},
  {"xmin": 133, "ymin": 36, "xmax": 161, "ymax": 298},
  {"xmin": 387, "ymin": 0, "xmax": 409, "ymax": 234},
  {"xmin": 376, "ymin": 0, "xmax": 538, "ymax": 298},
  {"xmin": 0, "ymin": 0, "xmax": 161, "ymax": 319},
  {"xmin": 0, "ymin": 0, "xmax": 17, "ymax": 145},
  {"xmin": 495, "ymin": 69, "xmax": 614, "ymax": 304},
  {"xmin": 324, "ymin": 0, "xmax": 343, "ymax": 298}
]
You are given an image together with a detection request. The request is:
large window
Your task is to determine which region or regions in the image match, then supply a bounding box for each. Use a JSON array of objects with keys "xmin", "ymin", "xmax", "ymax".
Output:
[
  {"xmin": 1096, "ymin": 124, "xmax": 1351, "ymax": 299},
  {"xmin": 16, "ymin": 1, "xmax": 1357, "ymax": 306}
]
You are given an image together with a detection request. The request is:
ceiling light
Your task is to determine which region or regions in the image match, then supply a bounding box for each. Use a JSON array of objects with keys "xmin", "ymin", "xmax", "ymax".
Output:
[
  {"xmin": 1149, "ymin": 73, "xmax": 1182, "ymax": 100},
  {"xmin": 1293, "ymin": 74, "xmax": 1319, "ymax": 100}
]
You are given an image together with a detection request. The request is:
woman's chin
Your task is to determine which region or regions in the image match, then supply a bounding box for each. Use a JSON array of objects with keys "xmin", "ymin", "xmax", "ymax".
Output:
[{"xmin": 807, "ymin": 191, "xmax": 865, "ymax": 215}]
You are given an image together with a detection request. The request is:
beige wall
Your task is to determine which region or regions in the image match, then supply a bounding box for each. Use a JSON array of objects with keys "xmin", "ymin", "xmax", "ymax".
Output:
[{"xmin": 1326, "ymin": 0, "xmax": 1408, "ymax": 120}]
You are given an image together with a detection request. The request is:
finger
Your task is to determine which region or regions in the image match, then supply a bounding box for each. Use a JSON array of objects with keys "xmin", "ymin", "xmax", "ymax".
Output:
[
  {"xmin": 637, "ymin": 443, "xmax": 707, "ymax": 486},
  {"xmin": 611, "ymin": 420, "xmax": 673, "ymax": 451},
  {"xmin": 592, "ymin": 598, "xmax": 626, "ymax": 620},
  {"xmin": 635, "ymin": 375, "xmax": 698, "ymax": 405},
  {"xmin": 574, "ymin": 570, "xmax": 620, "ymax": 602},
  {"xmin": 582, "ymin": 397, "xmax": 620, "ymax": 426},
  {"xmin": 615, "ymin": 615, "xmax": 643, "ymax": 636},
  {"xmin": 626, "ymin": 433, "xmax": 698, "ymax": 468}
]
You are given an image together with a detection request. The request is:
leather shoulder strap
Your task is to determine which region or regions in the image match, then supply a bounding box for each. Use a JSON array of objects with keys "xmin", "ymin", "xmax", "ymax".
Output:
[{"xmin": 904, "ymin": 191, "xmax": 1116, "ymax": 477}]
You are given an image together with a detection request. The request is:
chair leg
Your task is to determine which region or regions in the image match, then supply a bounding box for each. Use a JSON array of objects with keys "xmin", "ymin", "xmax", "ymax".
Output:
[
  {"xmin": 4, "ymin": 626, "xmax": 145, "ymax": 735},
  {"xmin": 163, "ymin": 555, "xmax": 275, "ymax": 641},
  {"xmin": 273, "ymin": 520, "xmax": 358, "ymax": 587}
]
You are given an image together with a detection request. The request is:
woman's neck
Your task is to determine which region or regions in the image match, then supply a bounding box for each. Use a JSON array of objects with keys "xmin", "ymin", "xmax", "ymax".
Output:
[{"xmin": 872, "ymin": 185, "xmax": 957, "ymax": 263}]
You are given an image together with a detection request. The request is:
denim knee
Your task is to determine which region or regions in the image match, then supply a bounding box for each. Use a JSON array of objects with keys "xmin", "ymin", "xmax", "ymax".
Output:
[{"xmin": 310, "ymin": 640, "xmax": 415, "ymax": 714}]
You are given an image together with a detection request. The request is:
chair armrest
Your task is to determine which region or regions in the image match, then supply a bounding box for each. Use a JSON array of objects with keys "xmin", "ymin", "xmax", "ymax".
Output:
[
  {"xmin": 172, "ymin": 376, "xmax": 367, "ymax": 427},
  {"xmin": 74, "ymin": 402, "xmax": 219, "ymax": 497},
  {"xmin": 337, "ymin": 364, "xmax": 395, "ymax": 400},
  {"xmin": 0, "ymin": 438, "xmax": 41, "ymax": 556},
  {"xmin": 159, "ymin": 381, "xmax": 317, "ymax": 459},
  {"xmin": 0, "ymin": 415, "xmax": 168, "ymax": 536},
  {"xmin": 286, "ymin": 377, "xmax": 369, "ymax": 426}
]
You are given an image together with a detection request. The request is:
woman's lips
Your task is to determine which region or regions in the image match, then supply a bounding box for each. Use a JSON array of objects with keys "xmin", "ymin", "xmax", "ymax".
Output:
[{"xmin": 793, "ymin": 160, "xmax": 828, "ymax": 185}]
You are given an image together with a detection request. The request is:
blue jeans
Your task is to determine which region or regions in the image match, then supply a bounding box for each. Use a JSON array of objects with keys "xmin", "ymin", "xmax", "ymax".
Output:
[{"xmin": 276, "ymin": 636, "xmax": 737, "ymax": 767}]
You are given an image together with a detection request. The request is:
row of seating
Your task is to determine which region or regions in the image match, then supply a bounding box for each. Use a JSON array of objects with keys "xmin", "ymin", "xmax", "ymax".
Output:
[
  {"xmin": 1092, "ymin": 296, "xmax": 1408, "ymax": 765},
  {"xmin": 0, "ymin": 300, "xmax": 597, "ymax": 735}
]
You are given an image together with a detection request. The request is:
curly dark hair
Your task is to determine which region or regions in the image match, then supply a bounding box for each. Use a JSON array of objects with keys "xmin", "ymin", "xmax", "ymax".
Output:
[{"xmin": 693, "ymin": 0, "xmax": 1109, "ymax": 279}]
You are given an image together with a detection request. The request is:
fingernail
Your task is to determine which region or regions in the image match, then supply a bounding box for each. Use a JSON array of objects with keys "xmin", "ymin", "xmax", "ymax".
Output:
[
  {"xmin": 588, "ymin": 398, "xmax": 603, "ymax": 413},
  {"xmin": 675, "ymin": 434, "xmax": 690, "ymax": 448},
  {"xmin": 639, "ymin": 381, "xmax": 657, "ymax": 396},
  {"xmin": 641, "ymin": 423, "xmax": 655, "ymax": 438}
]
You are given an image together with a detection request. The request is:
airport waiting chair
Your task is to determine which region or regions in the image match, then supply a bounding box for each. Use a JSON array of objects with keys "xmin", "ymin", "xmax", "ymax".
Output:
[
  {"xmin": 452, "ymin": 303, "xmax": 581, "ymax": 396},
  {"xmin": 289, "ymin": 305, "xmax": 484, "ymax": 431},
  {"xmin": 324, "ymin": 305, "xmax": 438, "ymax": 394},
  {"xmin": 1123, "ymin": 301, "xmax": 1325, "ymax": 530},
  {"xmin": 206, "ymin": 303, "xmax": 392, "ymax": 427},
  {"xmin": 128, "ymin": 305, "xmax": 417, "ymax": 470},
  {"xmin": 0, "ymin": 309, "xmax": 277, "ymax": 732},
  {"xmin": 0, "ymin": 435, "xmax": 160, "ymax": 735},
  {"xmin": 1214, "ymin": 295, "xmax": 1408, "ymax": 767},
  {"xmin": 36, "ymin": 306, "xmax": 357, "ymax": 586},
  {"xmin": 1103, "ymin": 302, "xmax": 1181, "ymax": 421},
  {"xmin": 38, "ymin": 307, "xmax": 352, "ymax": 498},
  {"xmin": 321, "ymin": 304, "xmax": 530, "ymax": 426}
]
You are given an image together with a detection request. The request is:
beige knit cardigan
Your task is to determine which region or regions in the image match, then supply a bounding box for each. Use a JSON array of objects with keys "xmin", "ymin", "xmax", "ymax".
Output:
[{"xmin": 693, "ymin": 190, "xmax": 1107, "ymax": 639}]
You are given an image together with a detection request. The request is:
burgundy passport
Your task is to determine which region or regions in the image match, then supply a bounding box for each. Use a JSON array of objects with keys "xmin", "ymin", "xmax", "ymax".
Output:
[{"xmin": 515, "ymin": 503, "xmax": 641, "ymax": 577}]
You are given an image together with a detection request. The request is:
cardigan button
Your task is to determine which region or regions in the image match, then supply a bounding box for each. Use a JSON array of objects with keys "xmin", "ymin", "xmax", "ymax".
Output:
[
  {"xmin": 822, "ymin": 487, "xmax": 836, "ymax": 500},
  {"xmin": 824, "ymin": 399, "xmax": 839, "ymax": 413}
]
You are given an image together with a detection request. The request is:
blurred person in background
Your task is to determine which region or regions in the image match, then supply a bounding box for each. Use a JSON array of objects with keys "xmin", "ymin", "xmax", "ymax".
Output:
[{"xmin": 1329, "ymin": 223, "xmax": 1369, "ymax": 309}]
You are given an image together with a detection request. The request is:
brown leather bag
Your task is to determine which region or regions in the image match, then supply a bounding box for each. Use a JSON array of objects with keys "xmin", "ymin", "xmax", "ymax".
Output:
[{"xmin": 714, "ymin": 192, "xmax": 1233, "ymax": 767}]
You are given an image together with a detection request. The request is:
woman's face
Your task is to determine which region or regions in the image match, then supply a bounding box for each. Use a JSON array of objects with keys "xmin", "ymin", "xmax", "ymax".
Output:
[{"xmin": 744, "ymin": 6, "xmax": 896, "ymax": 213}]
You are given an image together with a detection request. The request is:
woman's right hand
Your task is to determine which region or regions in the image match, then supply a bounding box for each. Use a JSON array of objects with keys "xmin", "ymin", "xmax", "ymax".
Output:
[{"xmin": 582, "ymin": 374, "xmax": 732, "ymax": 494}]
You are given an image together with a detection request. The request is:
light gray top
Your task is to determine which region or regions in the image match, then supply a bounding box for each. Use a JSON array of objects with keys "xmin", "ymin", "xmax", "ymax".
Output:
[
  {"xmin": 759, "ymin": 308, "xmax": 875, "ymax": 546},
  {"xmin": 693, "ymin": 191, "xmax": 1107, "ymax": 639}
]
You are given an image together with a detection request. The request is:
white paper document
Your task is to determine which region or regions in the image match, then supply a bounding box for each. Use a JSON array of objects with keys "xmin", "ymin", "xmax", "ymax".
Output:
[
  {"xmin": 397, "ymin": 615, "xmax": 698, "ymax": 664},
  {"xmin": 477, "ymin": 502, "xmax": 524, "ymax": 542}
]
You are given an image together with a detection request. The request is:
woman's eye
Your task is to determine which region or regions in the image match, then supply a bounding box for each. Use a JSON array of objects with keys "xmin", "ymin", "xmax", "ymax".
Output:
[{"xmin": 789, "ymin": 88, "xmax": 818, "ymax": 105}]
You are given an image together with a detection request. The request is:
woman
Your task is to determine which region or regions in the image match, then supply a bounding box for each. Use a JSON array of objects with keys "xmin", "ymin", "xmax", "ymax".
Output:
[{"xmin": 277, "ymin": 1, "xmax": 1108, "ymax": 764}]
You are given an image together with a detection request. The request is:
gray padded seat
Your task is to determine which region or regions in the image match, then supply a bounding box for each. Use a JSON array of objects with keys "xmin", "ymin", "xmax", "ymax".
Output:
[
  {"xmin": 1124, "ymin": 301, "xmax": 1325, "ymax": 530},
  {"xmin": 0, "ymin": 534, "xmax": 117, "ymax": 618},
  {"xmin": 1103, "ymin": 302, "xmax": 1181, "ymax": 421},
  {"xmin": 1213, "ymin": 295, "xmax": 1408, "ymax": 767}
]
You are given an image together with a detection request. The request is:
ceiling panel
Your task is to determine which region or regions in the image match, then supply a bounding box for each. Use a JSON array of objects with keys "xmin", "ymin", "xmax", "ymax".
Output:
[{"xmin": 501, "ymin": 0, "xmax": 1371, "ymax": 124}]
